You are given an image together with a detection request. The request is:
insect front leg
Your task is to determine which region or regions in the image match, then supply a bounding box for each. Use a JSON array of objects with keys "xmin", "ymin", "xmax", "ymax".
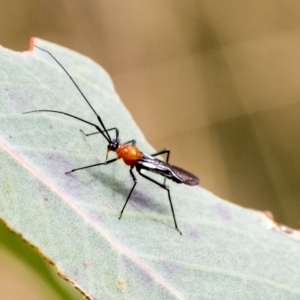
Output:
[
  {"xmin": 136, "ymin": 168, "xmax": 182, "ymax": 235},
  {"xmin": 80, "ymin": 127, "xmax": 118, "ymax": 137},
  {"xmin": 123, "ymin": 140, "xmax": 136, "ymax": 146},
  {"xmin": 65, "ymin": 158, "xmax": 118, "ymax": 174},
  {"xmin": 118, "ymin": 166, "xmax": 137, "ymax": 219}
]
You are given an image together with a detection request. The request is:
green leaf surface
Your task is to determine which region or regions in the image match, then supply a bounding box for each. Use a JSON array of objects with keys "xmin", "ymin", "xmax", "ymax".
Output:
[{"xmin": 1, "ymin": 38, "xmax": 300, "ymax": 299}]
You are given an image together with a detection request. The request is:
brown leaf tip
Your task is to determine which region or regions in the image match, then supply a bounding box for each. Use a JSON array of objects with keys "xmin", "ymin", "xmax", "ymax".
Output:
[{"xmin": 28, "ymin": 37, "xmax": 35, "ymax": 51}]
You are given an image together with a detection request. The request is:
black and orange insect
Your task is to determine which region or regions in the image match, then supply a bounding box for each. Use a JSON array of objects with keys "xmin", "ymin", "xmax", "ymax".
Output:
[{"xmin": 24, "ymin": 45, "xmax": 199, "ymax": 234}]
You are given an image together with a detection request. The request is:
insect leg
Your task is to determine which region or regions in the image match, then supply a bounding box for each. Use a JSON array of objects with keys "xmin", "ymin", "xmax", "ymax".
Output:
[
  {"xmin": 123, "ymin": 140, "xmax": 136, "ymax": 146},
  {"xmin": 136, "ymin": 169, "xmax": 182, "ymax": 235},
  {"xmin": 65, "ymin": 158, "xmax": 118, "ymax": 174},
  {"xmin": 151, "ymin": 149, "xmax": 170, "ymax": 185},
  {"xmin": 79, "ymin": 129, "xmax": 136, "ymax": 146},
  {"xmin": 118, "ymin": 167, "xmax": 137, "ymax": 219},
  {"xmin": 80, "ymin": 127, "xmax": 118, "ymax": 137},
  {"xmin": 151, "ymin": 149, "xmax": 170, "ymax": 162}
]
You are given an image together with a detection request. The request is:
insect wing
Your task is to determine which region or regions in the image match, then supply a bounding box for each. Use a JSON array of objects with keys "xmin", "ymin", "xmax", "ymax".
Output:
[
  {"xmin": 138, "ymin": 154, "xmax": 199, "ymax": 186},
  {"xmin": 169, "ymin": 165, "xmax": 199, "ymax": 186}
]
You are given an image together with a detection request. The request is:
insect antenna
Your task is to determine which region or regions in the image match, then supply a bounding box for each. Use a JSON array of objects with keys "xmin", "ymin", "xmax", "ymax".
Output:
[{"xmin": 33, "ymin": 45, "xmax": 111, "ymax": 142}]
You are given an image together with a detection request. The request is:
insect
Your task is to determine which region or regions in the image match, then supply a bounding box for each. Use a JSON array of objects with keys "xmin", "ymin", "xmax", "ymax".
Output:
[{"xmin": 24, "ymin": 45, "xmax": 199, "ymax": 234}]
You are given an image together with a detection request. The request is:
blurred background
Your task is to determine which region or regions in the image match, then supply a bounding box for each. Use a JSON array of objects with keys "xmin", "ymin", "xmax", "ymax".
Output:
[{"xmin": 1, "ymin": 0, "xmax": 300, "ymax": 299}]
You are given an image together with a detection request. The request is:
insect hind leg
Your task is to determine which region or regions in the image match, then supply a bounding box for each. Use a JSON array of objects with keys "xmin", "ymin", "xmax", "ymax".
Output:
[
  {"xmin": 151, "ymin": 149, "xmax": 170, "ymax": 162},
  {"xmin": 151, "ymin": 149, "xmax": 170, "ymax": 186},
  {"xmin": 137, "ymin": 168, "xmax": 182, "ymax": 235}
]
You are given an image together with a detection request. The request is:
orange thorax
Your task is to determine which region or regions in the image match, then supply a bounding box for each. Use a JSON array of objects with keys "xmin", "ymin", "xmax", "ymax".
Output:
[{"xmin": 116, "ymin": 144, "xmax": 143, "ymax": 166}]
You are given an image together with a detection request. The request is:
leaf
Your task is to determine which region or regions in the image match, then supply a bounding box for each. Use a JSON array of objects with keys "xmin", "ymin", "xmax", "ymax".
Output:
[{"xmin": 1, "ymin": 38, "xmax": 300, "ymax": 299}]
